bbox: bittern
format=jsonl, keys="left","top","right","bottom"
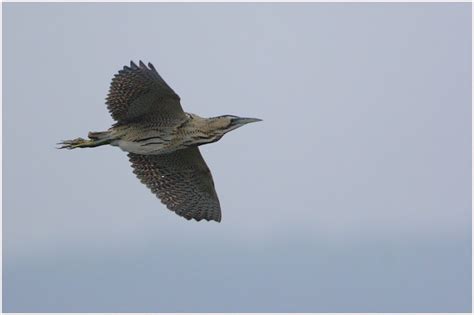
{"left": 59, "top": 61, "right": 261, "bottom": 222}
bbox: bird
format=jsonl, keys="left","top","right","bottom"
{"left": 58, "top": 60, "right": 261, "bottom": 222}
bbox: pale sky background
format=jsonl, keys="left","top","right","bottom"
{"left": 3, "top": 3, "right": 471, "bottom": 312}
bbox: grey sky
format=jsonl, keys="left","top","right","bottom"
{"left": 3, "top": 3, "right": 471, "bottom": 312}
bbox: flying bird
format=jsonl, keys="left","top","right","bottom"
{"left": 59, "top": 61, "right": 261, "bottom": 222}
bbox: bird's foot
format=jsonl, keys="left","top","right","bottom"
{"left": 57, "top": 137, "right": 89, "bottom": 149}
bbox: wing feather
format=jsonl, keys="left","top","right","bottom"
{"left": 128, "top": 147, "right": 222, "bottom": 222}
{"left": 106, "top": 61, "right": 186, "bottom": 123}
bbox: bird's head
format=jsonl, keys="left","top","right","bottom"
{"left": 204, "top": 115, "right": 262, "bottom": 142}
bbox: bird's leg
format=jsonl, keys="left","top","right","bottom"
{"left": 57, "top": 137, "right": 105, "bottom": 149}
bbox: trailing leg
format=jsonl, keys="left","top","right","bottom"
{"left": 58, "top": 133, "right": 112, "bottom": 150}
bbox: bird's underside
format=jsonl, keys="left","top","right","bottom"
{"left": 59, "top": 60, "right": 260, "bottom": 222}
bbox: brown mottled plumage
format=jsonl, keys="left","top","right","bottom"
{"left": 59, "top": 61, "right": 261, "bottom": 222}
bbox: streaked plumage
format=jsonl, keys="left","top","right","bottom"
{"left": 59, "top": 61, "right": 261, "bottom": 222}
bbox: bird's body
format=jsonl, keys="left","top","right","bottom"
{"left": 59, "top": 61, "right": 260, "bottom": 222}
{"left": 99, "top": 113, "right": 239, "bottom": 155}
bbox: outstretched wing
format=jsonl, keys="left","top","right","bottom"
{"left": 128, "top": 147, "right": 222, "bottom": 222}
{"left": 106, "top": 61, "right": 186, "bottom": 123}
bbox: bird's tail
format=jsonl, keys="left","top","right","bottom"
{"left": 57, "top": 131, "right": 113, "bottom": 150}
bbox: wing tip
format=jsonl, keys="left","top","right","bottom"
{"left": 191, "top": 211, "right": 222, "bottom": 223}
{"left": 130, "top": 60, "right": 139, "bottom": 69}
{"left": 133, "top": 60, "right": 156, "bottom": 72}
{"left": 190, "top": 216, "right": 221, "bottom": 223}
{"left": 139, "top": 60, "right": 147, "bottom": 69}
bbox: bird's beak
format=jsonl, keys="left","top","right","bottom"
{"left": 232, "top": 117, "right": 263, "bottom": 126}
